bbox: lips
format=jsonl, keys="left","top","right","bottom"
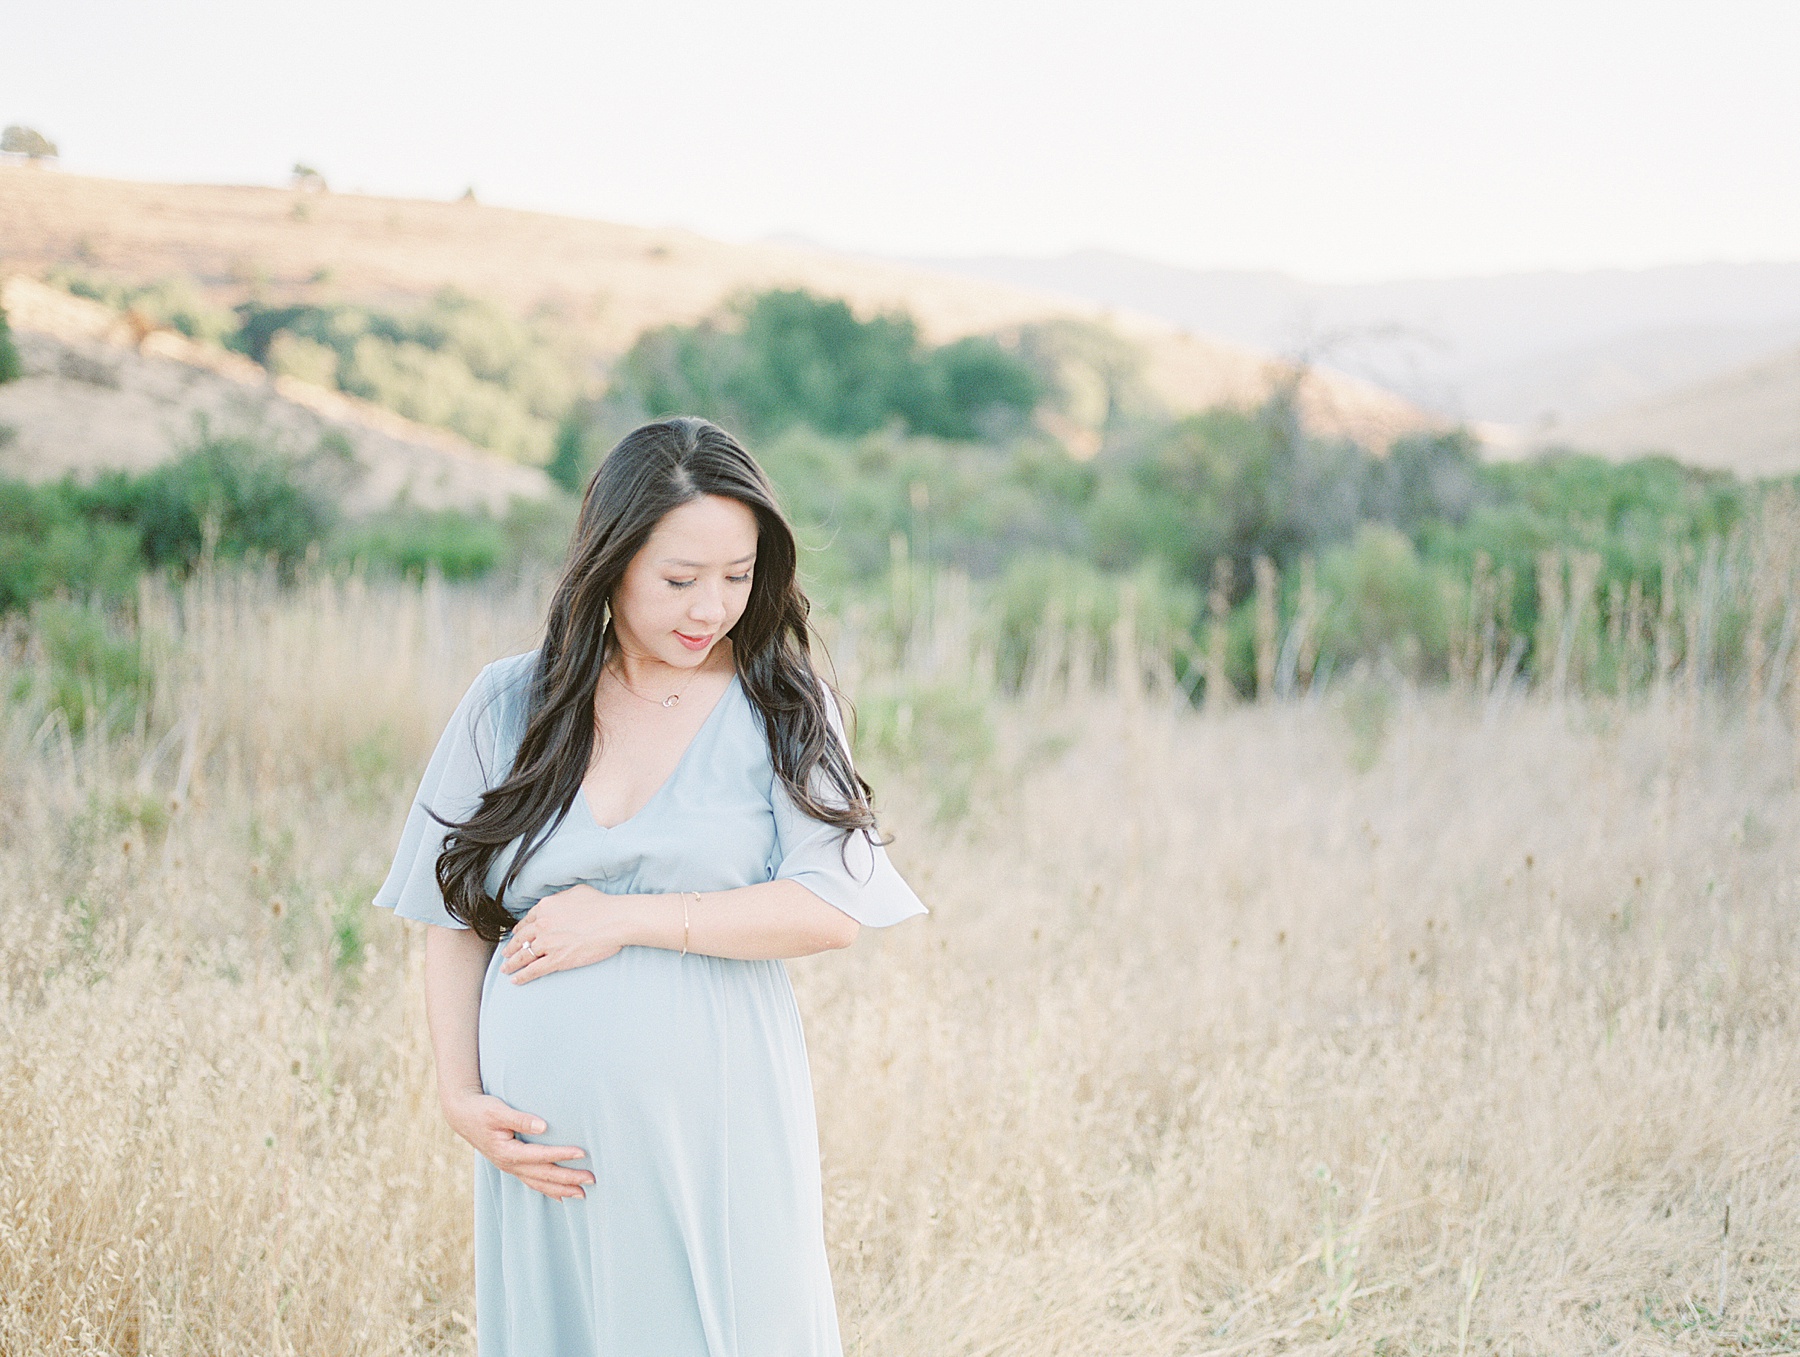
{"left": 675, "top": 631, "right": 713, "bottom": 649}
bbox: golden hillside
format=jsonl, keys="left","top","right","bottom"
{"left": 0, "top": 165, "right": 1434, "bottom": 451}
{"left": 1562, "top": 343, "right": 1800, "bottom": 477}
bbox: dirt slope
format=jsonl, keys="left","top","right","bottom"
{"left": 0, "top": 276, "right": 554, "bottom": 513}
{"left": 0, "top": 166, "right": 1435, "bottom": 451}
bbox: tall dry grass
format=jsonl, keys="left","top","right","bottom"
{"left": 1, "top": 567, "right": 1797, "bottom": 1355}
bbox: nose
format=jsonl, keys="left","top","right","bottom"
{"left": 689, "top": 584, "right": 727, "bottom": 627}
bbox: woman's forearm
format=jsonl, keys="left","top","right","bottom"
{"left": 422, "top": 924, "right": 498, "bottom": 1105}
{"left": 497, "top": 879, "right": 859, "bottom": 984}
{"left": 618, "top": 880, "right": 858, "bottom": 960}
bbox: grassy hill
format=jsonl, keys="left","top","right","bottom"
{"left": 0, "top": 166, "right": 1433, "bottom": 453}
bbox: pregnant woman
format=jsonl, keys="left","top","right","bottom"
{"left": 373, "top": 416, "right": 927, "bottom": 1355}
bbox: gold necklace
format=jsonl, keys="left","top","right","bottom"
{"left": 606, "top": 657, "right": 703, "bottom": 709}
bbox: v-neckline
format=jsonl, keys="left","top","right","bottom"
{"left": 575, "top": 671, "right": 741, "bottom": 833}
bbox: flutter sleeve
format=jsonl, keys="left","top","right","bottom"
{"left": 770, "top": 679, "right": 929, "bottom": 928}
{"left": 372, "top": 662, "right": 509, "bottom": 929}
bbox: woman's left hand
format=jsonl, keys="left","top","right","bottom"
{"left": 500, "top": 885, "right": 629, "bottom": 984}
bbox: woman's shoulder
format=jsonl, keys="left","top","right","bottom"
{"left": 738, "top": 665, "right": 850, "bottom": 755}
{"left": 478, "top": 648, "right": 540, "bottom": 696}
{"left": 470, "top": 648, "right": 540, "bottom": 748}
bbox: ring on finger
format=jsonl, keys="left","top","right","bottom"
{"left": 519, "top": 937, "right": 536, "bottom": 958}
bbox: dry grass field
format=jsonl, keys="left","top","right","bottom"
{"left": 1, "top": 571, "right": 1797, "bottom": 1355}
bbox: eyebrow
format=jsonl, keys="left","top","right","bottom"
{"left": 659, "top": 554, "right": 758, "bottom": 568}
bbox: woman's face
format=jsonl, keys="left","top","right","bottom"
{"left": 610, "top": 493, "right": 760, "bottom": 669}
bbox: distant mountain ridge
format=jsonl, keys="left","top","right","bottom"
{"left": 897, "top": 248, "right": 1800, "bottom": 448}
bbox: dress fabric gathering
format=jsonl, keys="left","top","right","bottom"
{"left": 372, "top": 650, "right": 927, "bottom": 1356}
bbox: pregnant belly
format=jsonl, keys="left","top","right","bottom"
{"left": 476, "top": 945, "right": 803, "bottom": 1141}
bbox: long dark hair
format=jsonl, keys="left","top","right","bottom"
{"left": 434, "top": 416, "right": 881, "bottom": 941}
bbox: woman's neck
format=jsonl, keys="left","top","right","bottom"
{"left": 609, "top": 635, "right": 731, "bottom": 695}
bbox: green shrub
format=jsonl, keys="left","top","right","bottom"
{"left": 1315, "top": 526, "right": 1460, "bottom": 676}
{"left": 46, "top": 276, "right": 584, "bottom": 464}
{"left": 1090, "top": 401, "right": 1369, "bottom": 590}
{"left": 82, "top": 428, "right": 338, "bottom": 574}
{"left": 904, "top": 336, "right": 1042, "bottom": 441}
{"left": 265, "top": 332, "right": 339, "bottom": 387}
{"left": 986, "top": 552, "right": 1200, "bottom": 691}
{"left": 341, "top": 335, "right": 551, "bottom": 460}
{"left": 13, "top": 600, "right": 147, "bottom": 736}
{"left": 609, "top": 288, "right": 1045, "bottom": 444}
{"left": 46, "top": 270, "right": 236, "bottom": 345}
{"left": 729, "top": 290, "right": 921, "bottom": 437}
{"left": 545, "top": 411, "right": 595, "bottom": 494}
{"left": 612, "top": 320, "right": 741, "bottom": 430}
{"left": 1418, "top": 450, "right": 1749, "bottom": 644}
{"left": 1364, "top": 429, "right": 1481, "bottom": 536}
{"left": 330, "top": 494, "right": 576, "bottom": 582}
{"left": 0, "top": 479, "right": 143, "bottom": 610}
{"left": 332, "top": 506, "right": 505, "bottom": 581}
{"left": 0, "top": 303, "right": 20, "bottom": 384}
{"left": 232, "top": 290, "right": 575, "bottom": 462}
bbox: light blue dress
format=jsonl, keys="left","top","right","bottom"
{"left": 373, "top": 650, "right": 927, "bottom": 1356}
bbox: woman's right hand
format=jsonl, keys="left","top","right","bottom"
{"left": 441, "top": 1089, "right": 595, "bottom": 1201}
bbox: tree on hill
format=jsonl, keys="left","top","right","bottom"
{"left": 290, "top": 163, "right": 327, "bottom": 192}
{"left": 1, "top": 126, "right": 58, "bottom": 161}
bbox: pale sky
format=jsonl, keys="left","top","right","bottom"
{"left": 4, "top": 0, "right": 1796, "bottom": 283}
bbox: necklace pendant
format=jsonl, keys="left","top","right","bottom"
{"left": 662, "top": 694, "right": 680, "bottom": 708}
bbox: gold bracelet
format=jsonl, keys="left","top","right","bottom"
{"left": 681, "top": 891, "right": 694, "bottom": 957}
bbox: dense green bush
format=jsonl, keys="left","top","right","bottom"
{"left": 0, "top": 480, "right": 144, "bottom": 610}
{"left": 1314, "top": 526, "right": 1460, "bottom": 677}
{"left": 985, "top": 552, "right": 1201, "bottom": 689}
{"left": 1416, "top": 451, "right": 1748, "bottom": 641}
{"left": 0, "top": 423, "right": 576, "bottom": 614}
{"left": 611, "top": 289, "right": 1042, "bottom": 443}
{"left": 331, "top": 494, "right": 579, "bottom": 582}
{"left": 752, "top": 424, "right": 1091, "bottom": 591}
{"left": 1363, "top": 430, "right": 1482, "bottom": 538}
{"left": 908, "top": 336, "right": 1043, "bottom": 441}
{"left": 0, "top": 429, "right": 342, "bottom": 613}
{"left": 81, "top": 429, "right": 339, "bottom": 573}
{"left": 0, "top": 303, "right": 20, "bottom": 384}
{"left": 727, "top": 290, "right": 919, "bottom": 436}
{"left": 545, "top": 412, "right": 596, "bottom": 494}
{"left": 233, "top": 290, "right": 576, "bottom": 462}
{"left": 1089, "top": 402, "right": 1476, "bottom": 596}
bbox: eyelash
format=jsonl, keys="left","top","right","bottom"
{"left": 669, "top": 574, "right": 752, "bottom": 589}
